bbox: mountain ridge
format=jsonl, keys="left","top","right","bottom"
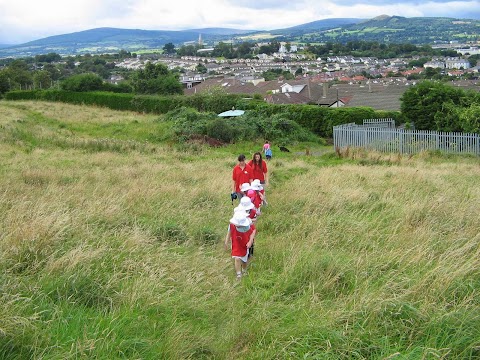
{"left": 271, "top": 18, "right": 364, "bottom": 33}
{"left": 0, "top": 15, "right": 478, "bottom": 58}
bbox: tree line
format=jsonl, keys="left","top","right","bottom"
{"left": 401, "top": 81, "right": 480, "bottom": 133}
{"left": 171, "top": 40, "right": 479, "bottom": 64}
{"left": 0, "top": 51, "right": 183, "bottom": 96}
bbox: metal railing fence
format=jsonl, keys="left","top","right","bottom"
{"left": 333, "top": 120, "right": 480, "bottom": 155}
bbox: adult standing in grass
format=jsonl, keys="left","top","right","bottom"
{"left": 248, "top": 152, "right": 268, "bottom": 186}
{"left": 225, "top": 212, "right": 256, "bottom": 279}
{"left": 232, "top": 154, "right": 252, "bottom": 200}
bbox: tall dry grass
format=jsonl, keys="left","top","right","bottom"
{"left": 0, "top": 100, "right": 479, "bottom": 359}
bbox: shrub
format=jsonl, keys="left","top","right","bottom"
{"left": 205, "top": 118, "right": 236, "bottom": 143}
{"left": 60, "top": 73, "right": 104, "bottom": 92}
{"left": 101, "top": 82, "right": 133, "bottom": 93}
{"left": 401, "top": 81, "right": 465, "bottom": 130}
{"left": 167, "top": 107, "right": 319, "bottom": 143}
{"left": 166, "top": 107, "right": 215, "bottom": 140}
{"left": 459, "top": 104, "right": 480, "bottom": 134}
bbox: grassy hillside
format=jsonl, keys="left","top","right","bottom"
{"left": 294, "top": 15, "right": 480, "bottom": 45}
{"left": 1, "top": 101, "right": 479, "bottom": 358}
{"left": 270, "top": 18, "right": 364, "bottom": 34}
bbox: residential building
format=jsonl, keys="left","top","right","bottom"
{"left": 445, "top": 58, "right": 471, "bottom": 69}
{"left": 424, "top": 61, "right": 445, "bottom": 69}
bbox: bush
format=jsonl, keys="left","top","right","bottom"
{"left": 401, "top": 81, "right": 465, "bottom": 130}
{"left": 459, "top": 104, "right": 480, "bottom": 134}
{"left": 167, "top": 107, "right": 319, "bottom": 143}
{"left": 60, "top": 73, "right": 104, "bottom": 92}
{"left": 101, "top": 82, "right": 133, "bottom": 93}
{"left": 166, "top": 107, "right": 215, "bottom": 140}
{"left": 206, "top": 118, "right": 236, "bottom": 143}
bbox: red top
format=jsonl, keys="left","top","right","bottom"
{"left": 251, "top": 192, "right": 262, "bottom": 209}
{"left": 229, "top": 223, "right": 255, "bottom": 257}
{"left": 247, "top": 160, "right": 267, "bottom": 182}
{"left": 232, "top": 164, "right": 253, "bottom": 192}
{"left": 248, "top": 208, "right": 257, "bottom": 220}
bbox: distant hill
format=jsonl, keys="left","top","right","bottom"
{"left": 1, "top": 15, "right": 479, "bottom": 58}
{"left": 272, "top": 18, "right": 364, "bottom": 33}
{"left": 334, "top": 15, "right": 480, "bottom": 44}
{"left": 185, "top": 28, "right": 257, "bottom": 35}
{"left": 0, "top": 27, "right": 206, "bottom": 57}
{"left": 0, "top": 27, "right": 256, "bottom": 58}
{"left": 0, "top": 44, "right": 15, "bottom": 49}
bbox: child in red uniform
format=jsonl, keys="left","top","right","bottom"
{"left": 225, "top": 212, "right": 256, "bottom": 279}
{"left": 251, "top": 179, "right": 266, "bottom": 205}
{"left": 234, "top": 196, "right": 258, "bottom": 261}
{"left": 247, "top": 186, "right": 263, "bottom": 215}
{"left": 234, "top": 196, "right": 257, "bottom": 223}
{"left": 240, "top": 182, "right": 252, "bottom": 198}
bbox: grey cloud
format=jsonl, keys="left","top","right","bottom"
{"left": 452, "top": 10, "right": 480, "bottom": 19}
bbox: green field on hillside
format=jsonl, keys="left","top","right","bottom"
{"left": 237, "top": 33, "right": 281, "bottom": 40}
{"left": 1, "top": 101, "right": 479, "bottom": 359}
{"left": 323, "top": 27, "right": 403, "bottom": 39}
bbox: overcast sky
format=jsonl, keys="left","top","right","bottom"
{"left": 1, "top": 0, "right": 479, "bottom": 44}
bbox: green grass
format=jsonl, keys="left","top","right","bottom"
{"left": 1, "top": 100, "right": 479, "bottom": 359}
{"left": 322, "top": 27, "right": 404, "bottom": 39}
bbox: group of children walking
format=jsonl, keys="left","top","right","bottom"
{"left": 226, "top": 149, "right": 269, "bottom": 279}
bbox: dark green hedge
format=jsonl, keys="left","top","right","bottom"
{"left": 238, "top": 100, "right": 403, "bottom": 137}
{"left": 5, "top": 90, "right": 241, "bottom": 114}
{"left": 4, "top": 90, "right": 402, "bottom": 137}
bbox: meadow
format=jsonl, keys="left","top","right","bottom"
{"left": 1, "top": 100, "right": 479, "bottom": 359}
{"left": 237, "top": 33, "right": 281, "bottom": 41}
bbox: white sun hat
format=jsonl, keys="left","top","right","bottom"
{"left": 229, "top": 211, "right": 252, "bottom": 227}
{"left": 240, "top": 182, "right": 252, "bottom": 192}
{"left": 233, "top": 205, "right": 246, "bottom": 213}
{"left": 235, "top": 196, "right": 255, "bottom": 211}
{"left": 251, "top": 179, "right": 263, "bottom": 191}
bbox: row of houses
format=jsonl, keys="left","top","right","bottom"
{"left": 183, "top": 76, "right": 406, "bottom": 110}
{"left": 424, "top": 58, "right": 471, "bottom": 69}
{"left": 116, "top": 53, "right": 476, "bottom": 80}
{"left": 111, "top": 52, "right": 479, "bottom": 110}
{"left": 181, "top": 75, "right": 480, "bottom": 110}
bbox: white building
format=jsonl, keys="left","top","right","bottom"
{"left": 424, "top": 61, "right": 445, "bottom": 69}
{"left": 280, "top": 82, "right": 306, "bottom": 93}
{"left": 456, "top": 47, "right": 480, "bottom": 55}
{"left": 445, "top": 58, "right": 471, "bottom": 69}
